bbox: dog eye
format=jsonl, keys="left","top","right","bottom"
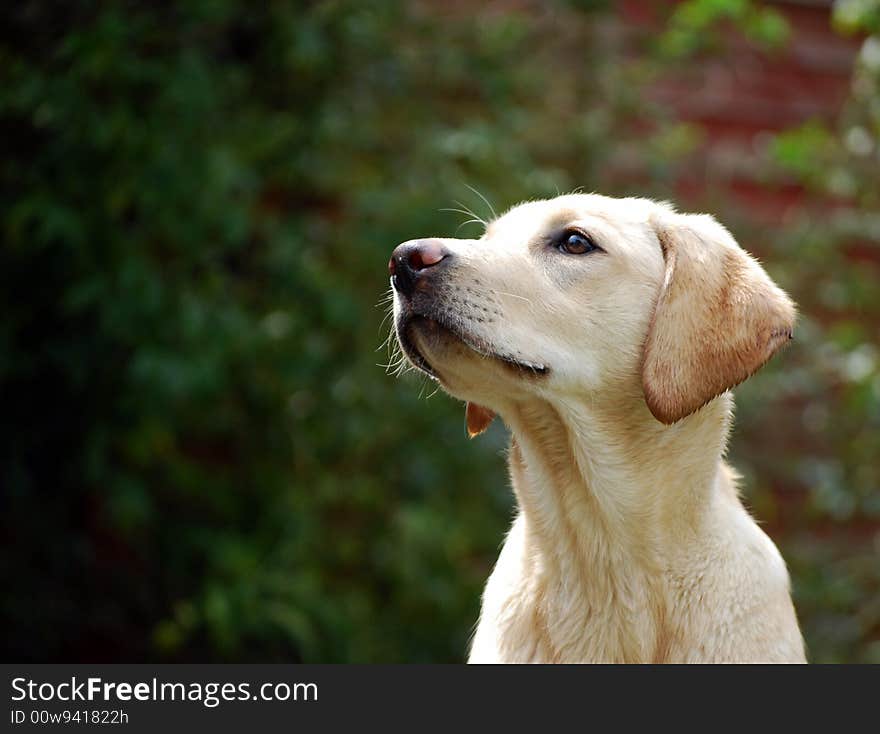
{"left": 557, "top": 231, "right": 598, "bottom": 255}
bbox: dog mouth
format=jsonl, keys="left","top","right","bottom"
{"left": 398, "top": 314, "right": 549, "bottom": 380}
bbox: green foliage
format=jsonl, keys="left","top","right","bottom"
{"left": 772, "top": 4, "right": 880, "bottom": 208}
{"left": 771, "top": 122, "right": 838, "bottom": 182}
{"left": 0, "top": 0, "right": 657, "bottom": 662}
{"left": 660, "top": 0, "right": 789, "bottom": 58}
{"left": 762, "top": 20, "right": 880, "bottom": 662}
{"left": 1, "top": 0, "right": 877, "bottom": 662}
{"left": 834, "top": 0, "right": 880, "bottom": 35}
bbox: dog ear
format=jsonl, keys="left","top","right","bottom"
{"left": 466, "top": 402, "right": 496, "bottom": 438}
{"left": 642, "top": 212, "right": 796, "bottom": 424}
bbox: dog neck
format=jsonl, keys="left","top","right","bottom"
{"left": 497, "top": 390, "right": 733, "bottom": 660}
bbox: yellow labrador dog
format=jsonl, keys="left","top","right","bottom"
{"left": 389, "top": 194, "right": 805, "bottom": 663}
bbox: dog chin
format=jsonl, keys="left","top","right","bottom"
{"left": 400, "top": 315, "right": 462, "bottom": 379}
{"left": 400, "top": 315, "right": 549, "bottom": 385}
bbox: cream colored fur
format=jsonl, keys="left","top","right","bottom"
{"left": 391, "top": 194, "right": 805, "bottom": 663}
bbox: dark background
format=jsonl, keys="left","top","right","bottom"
{"left": 2, "top": 0, "right": 878, "bottom": 663}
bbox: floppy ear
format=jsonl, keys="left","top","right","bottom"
{"left": 642, "top": 212, "right": 796, "bottom": 425}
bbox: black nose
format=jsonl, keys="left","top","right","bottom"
{"left": 389, "top": 239, "right": 449, "bottom": 298}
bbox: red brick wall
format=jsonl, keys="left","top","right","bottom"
{"left": 621, "top": 0, "right": 862, "bottom": 221}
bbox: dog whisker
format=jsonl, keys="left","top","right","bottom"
{"left": 494, "top": 290, "right": 534, "bottom": 307}
{"left": 464, "top": 183, "right": 497, "bottom": 221}
{"left": 440, "top": 205, "right": 487, "bottom": 229}
{"left": 454, "top": 218, "right": 487, "bottom": 235}
{"left": 425, "top": 381, "right": 442, "bottom": 400}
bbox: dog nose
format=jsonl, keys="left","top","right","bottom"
{"left": 389, "top": 239, "right": 449, "bottom": 297}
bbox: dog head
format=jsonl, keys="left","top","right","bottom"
{"left": 389, "top": 194, "right": 795, "bottom": 431}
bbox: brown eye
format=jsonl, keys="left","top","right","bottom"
{"left": 557, "top": 231, "right": 598, "bottom": 255}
